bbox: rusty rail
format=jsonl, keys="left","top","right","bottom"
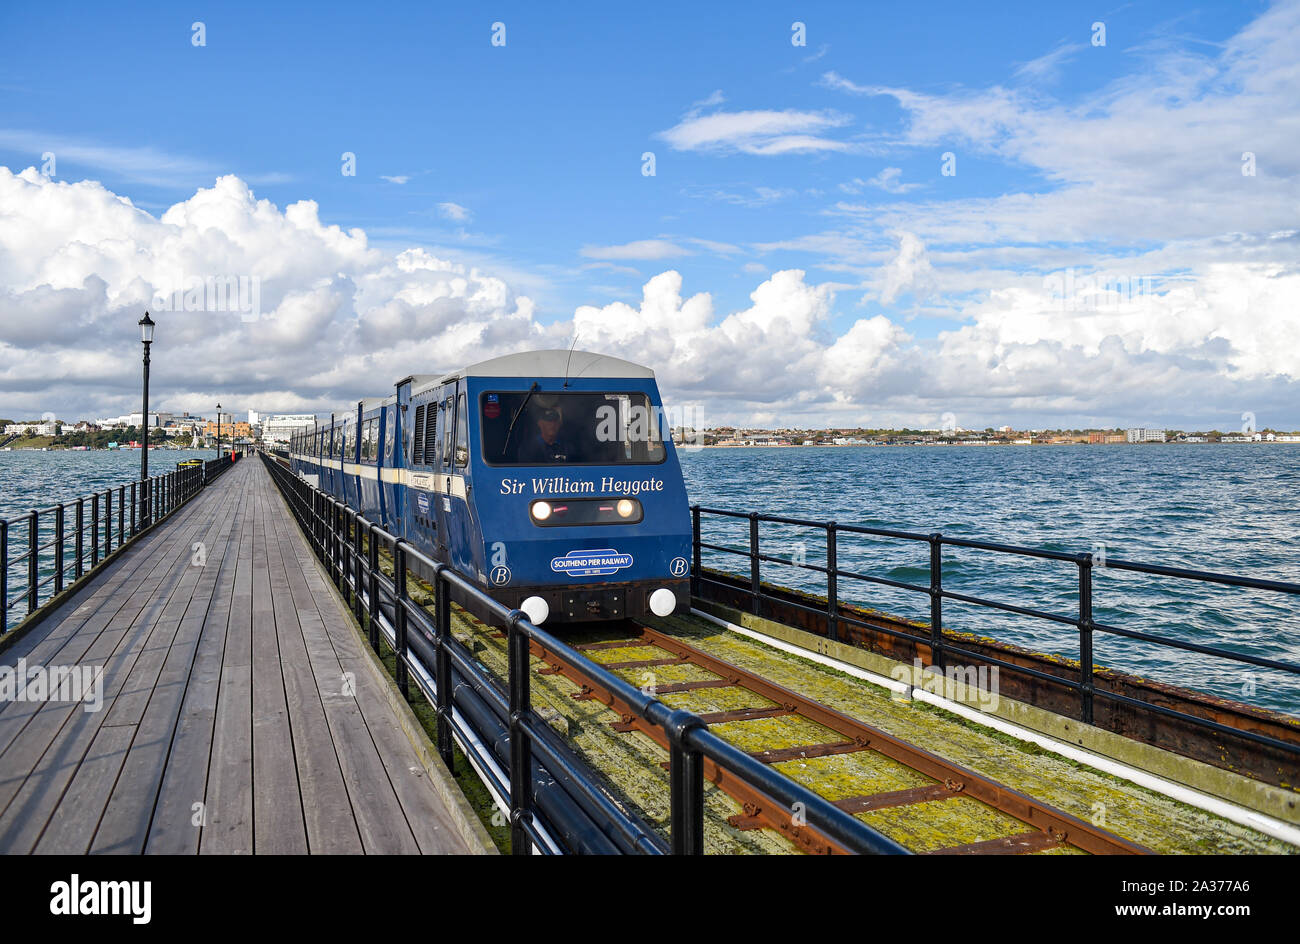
{"left": 534, "top": 623, "right": 1150, "bottom": 855}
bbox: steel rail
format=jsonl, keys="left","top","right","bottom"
{"left": 540, "top": 622, "right": 1150, "bottom": 856}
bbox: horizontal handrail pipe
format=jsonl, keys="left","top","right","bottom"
{"left": 1, "top": 457, "right": 221, "bottom": 649}
{"left": 690, "top": 504, "right": 1300, "bottom": 791}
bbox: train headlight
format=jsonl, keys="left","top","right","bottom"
{"left": 616, "top": 499, "right": 635, "bottom": 518}
{"left": 531, "top": 500, "right": 552, "bottom": 521}
{"left": 649, "top": 588, "right": 677, "bottom": 617}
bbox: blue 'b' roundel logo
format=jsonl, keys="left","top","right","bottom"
{"left": 490, "top": 565, "right": 512, "bottom": 586}
{"left": 669, "top": 557, "right": 689, "bottom": 577}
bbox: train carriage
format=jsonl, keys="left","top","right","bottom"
{"left": 291, "top": 350, "right": 691, "bottom": 624}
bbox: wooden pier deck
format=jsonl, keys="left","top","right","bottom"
{"left": 0, "top": 457, "right": 490, "bottom": 854}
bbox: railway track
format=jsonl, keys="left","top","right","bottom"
{"left": 529, "top": 622, "right": 1150, "bottom": 855}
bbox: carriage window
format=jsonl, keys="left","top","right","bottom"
{"left": 481, "top": 391, "right": 666, "bottom": 466}
{"left": 454, "top": 393, "right": 469, "bottom": 467}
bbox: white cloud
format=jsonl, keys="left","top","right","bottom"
{"left": 657, "top": 108, "right": 852, "bottom": 155}
{"left": 579, "top": 239, "right": 692, "bottom": 260}
{"left": 875, "top": 232, "right": 935, "bottom": 304}
{"left": 1013, "top": 42, "right": 1083, "bottom": 82}
{"left": 381, "top": 175, "right": 410, "bottom": 185}
{"left": 841, "top": 168, "right": 921, "bottom": 195}
{"left": 438, "top": 201, "right": 471, "bottom": 222}
{"left": 0, "top": 168, "right": 539, "bottom": 419}
{"left": 684, "top": 184, "right": 796, "bottom": 206}
{"left": 3, "top": 163, "right": 1299, "bottom": 430}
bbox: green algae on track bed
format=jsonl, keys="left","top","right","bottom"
{"left": 447, "top": 611, "right": 799, "bottom": 854}
{"left": 645, "top": 613, "right": 1297, "bottom": 854}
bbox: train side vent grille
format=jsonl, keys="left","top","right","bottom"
{"left": 424, "top": 405, "right": 438, "bottom": 465}
{"left": 413, "top": 404, "right": 426, "bottom": 464}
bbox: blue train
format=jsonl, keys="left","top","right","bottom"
{"left": 289, "top": 350, "right": 692, "bottom": 625}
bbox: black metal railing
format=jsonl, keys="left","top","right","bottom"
{"left": 1, "top": 462, "right": 216, "bottom": 635}
{"left": 691, "top": 505, "right": 1300, "bottom": 758}
{"left": 261, "top": 453, "right": 907, "bottom": 855}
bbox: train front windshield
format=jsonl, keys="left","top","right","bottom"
{"left": 481, "top": 391, "right": 666, "bottom": 466}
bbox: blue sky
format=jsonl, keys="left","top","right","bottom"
{"left": 1, "top": 1, "right": 1297, "bottom": 430}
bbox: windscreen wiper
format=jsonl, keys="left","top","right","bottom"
{"left": 501, "top": 382, "right": 540, "bottom": 457}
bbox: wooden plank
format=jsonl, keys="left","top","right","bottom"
{"left": 91, "top": 486, "right": 241, "bottom": 853}
{"left": 144, "top": 472, "right": 248, "bottom": 854}
{"left": 250, "top": 485, "right": 308, "bottom": 853}
{"left": 32, "top": 723, "right": 137, "bottom": 854}
{"left": 0, "top": 480, "right": 235, "bottom": 851}
{"left": 267, "top": 478, "right": 419, "bottom": 854}
{"left": 3, "top": 459, "right": 481, "bottom": 855}
{"left": 261, "top": 478, "right": 363, "bottom": 854}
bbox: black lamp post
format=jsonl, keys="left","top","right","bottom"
{"left": 215, "top": 402, "right": 222, "bottom": 459}
{"left": 139, "top": 312, "right": 154, "bottom": 525}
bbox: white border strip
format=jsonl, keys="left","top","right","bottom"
{"left": 690, "top": 607, "right": 1300, "bottom": 848}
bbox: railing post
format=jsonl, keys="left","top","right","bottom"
{"left": 130, "top": 481, "right": 137, "bottom": 536}
{"left": 322, "top": 497, "right": 331, "bottom": 575}
{"left": 826, "top": 521, "right": 839, "bottom": 642}
{"left": 929, "top": 532, "right": 943, "bottom": 669}
{"left": 367, "top": 527, "right": 380, "bottom": 653}
{"left": 1078, "top": 553, "right": 1095, "bottom": 725}
{"left": 330, "top": 503, "right": 340, "bottom": 584}
{"left": 117, "top": 486, "right": 125, "bottom": 548}
{"left": 749, "top": 512, "right": 761, "bottom": 617}
{"left": 350, "top": 511, "right": 362, "bottom": 621}
{"left": 139, "top": 478, "right": 148, "bottom": 530}
{"left": 27, "top": 510, "right": 38, "bottom": 614}
{"left": 334, "top": 503, "right": 343, "bottom": 586}
{"left": 90, "top": 494, "right": 99, "bottom": 567}
{"left": 434, "top": 569, "right": 454, "bottom": 768}
{"left": 669, "top": 715, "right": 705, "bottom": 854}
{"left": 507, "top": 613, "right": 533, "bottom": 855}
{"left": 394, "top": 542, "right": 409, "bottom": 698}
{"left": 1, "top": 519, "right": 7, "bottom": 633}
{"left": 75, "top": 498, "right": 84, "bottom": 579}
{"left": 54, "top": 505, "right": 64, "bottom": 595}
{"left": 691, "top": 505, "right": 701, "bottom": 599}
{"left": 104, "top": 489, "right": 112, "bottom": 559}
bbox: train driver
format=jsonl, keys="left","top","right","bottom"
{"left": 517, "top": 405, "right": 574, "bottom": 463}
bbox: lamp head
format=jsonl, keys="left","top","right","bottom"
{"left": 138, "top": 311, "right": 155, "bottom": 344}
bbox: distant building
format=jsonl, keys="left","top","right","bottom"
{"left": 1126, "top": 428, "right": 1166, "bottom": 443}
{"left": 203, "top": 419, "right": 253, "bottom": 441}
{"left": 259, "top": 413, "right": 317, "bottom": 444}
{"left": 5, "top": 422, "right": 57, "bottom": 436}
{"left": 97, "top": 411, "right": 175, "bottom": 429}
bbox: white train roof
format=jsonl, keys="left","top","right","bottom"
{"left": 404, "top": 351, "right": 655, "bottom": 394}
